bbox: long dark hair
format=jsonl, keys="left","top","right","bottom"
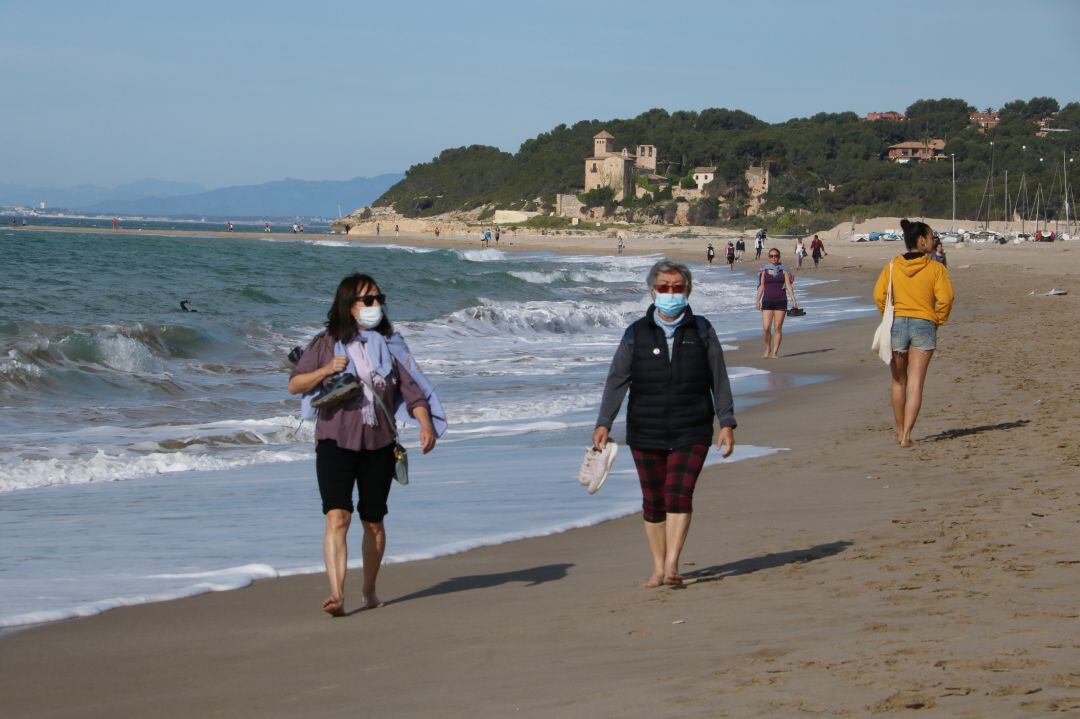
{"left": 900, "top": 219, "right": 932, "bottom": 251}
{"left": 324, "top": 273, "right": 393, "bottom": 343}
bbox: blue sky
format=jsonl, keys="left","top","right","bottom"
{"left": 2, "top": 0, "right": 1078, "bottom": 188}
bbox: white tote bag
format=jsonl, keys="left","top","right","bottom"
{"left": 871, "top": 262, "right": 894, "bottom": 364}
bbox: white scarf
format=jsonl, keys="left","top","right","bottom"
{"left": 345, "top": 339, "right": 388, "bottom": 427}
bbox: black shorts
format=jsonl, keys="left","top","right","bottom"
{"left": 315, "top": 439, "right": 395, "bottom": 522}
{"left": 761, "top": 299, "right": 787, "bottom": 311}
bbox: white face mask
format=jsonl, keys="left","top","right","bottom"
{"left": 357, "top": 305, "right": 383, "bottom": 329}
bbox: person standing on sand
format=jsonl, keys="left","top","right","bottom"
{"left": 735, "top": 238, "right": 745, "bottom": 261}
{"left": 725, "top": 241, "right": 736, "bottom": 271}
{"left": 289, "top": 273, "right": 442, "bottom": 615}
{"left": 706, "top": 243, "right": 715, "bottom": 265}
{"left": 874, "top": 219, "right": 954, "bottom": 448}
{"left": 112, "top": 217, "right": 118, "bottom": 230}
{"left": 754, "top": 230, "right": 765, "bottom": 260}
{"left": 810, "top": 234, "right": 826, "bottom": 268}
{"left": 617, "top": 237, "right": 625, "bottom": 255}
{"left": 794, "top": 237, "right": 807, "bottom": 269}
{"left": 593, "top": 259, "right": 736, "bottom": 589}
{"left": 756, "top": 248, "right": 798, "bottom": 359}
{"left": 376, "top": 222, "right": 380, "bottom": 236}
{"left": 932, "top": 237, "right": 947, "bottom": 267}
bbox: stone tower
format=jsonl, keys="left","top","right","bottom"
{"left": 594, "top": 131, "right": 615, "bottom": 157}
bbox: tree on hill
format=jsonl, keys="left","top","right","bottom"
{"left": 904, "top": 98, "right": 974, "bottom": 138}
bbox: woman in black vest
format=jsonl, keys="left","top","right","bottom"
{"left": 593, "top": 259, "right": 737, "bottom": 588}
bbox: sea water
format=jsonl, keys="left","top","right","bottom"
{"left": 0, "top": 227, "right": 873, "bottom": 628}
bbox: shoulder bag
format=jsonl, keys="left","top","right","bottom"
{"left": 871, "top": 262, "right": 894, "bottom": 364}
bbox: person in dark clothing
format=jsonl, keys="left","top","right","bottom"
{"left": 593, "top": 259, "right": 736, "bottom": 589}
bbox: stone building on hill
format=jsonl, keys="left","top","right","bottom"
{"left": 887, "top": 139, "right": 946, "bottom": 163}
{"left": 692, "top": 167, "right": 716, "bottom": 191}
{"left": 584, "top": 131, "right": 659, "bottom": 201}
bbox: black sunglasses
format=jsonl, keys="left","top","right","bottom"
{"left": 355, "top": 293, "right": 386, "bottom": 306}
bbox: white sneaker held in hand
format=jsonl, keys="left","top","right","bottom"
{"left": 579, "top": 442, "right": 618, "bottom": 494}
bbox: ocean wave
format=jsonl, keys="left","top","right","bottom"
{"left": 457, "top": 249, "right": 507, "bottom": 262}
{"left": 444, "top": 298, "right": 640, "bottom": 335}
{"left": 0, "top": 563, "right": 282, "bottom": 629}
{"left": 0, "top": 447, "right": 311, "bottom": 493}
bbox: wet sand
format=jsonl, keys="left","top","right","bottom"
{"left": 1, "top": 236, "right": 1078, "bottom": 716}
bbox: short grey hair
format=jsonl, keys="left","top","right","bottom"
{"left": 646, "top": 258, "right": 693, "bottom": 292}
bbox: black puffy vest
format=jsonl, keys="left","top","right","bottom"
{"left": 626, "top": 306, "right": 714, "bottom": 450}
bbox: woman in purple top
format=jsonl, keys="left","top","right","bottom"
{"left": 289, "top": 273, "right": 437, "bottom": 616}
{"left": 755, "top": 248, "right": 799, "bottom": 359}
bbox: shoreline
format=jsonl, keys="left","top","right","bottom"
{"left": 2, "top": 234, "right": 1078, "bottom": 715}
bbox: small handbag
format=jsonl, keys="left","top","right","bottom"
{"left": 871, "top": 262, "right": 894, "bottom": 364}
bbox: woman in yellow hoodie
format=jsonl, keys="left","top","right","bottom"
{"left": 874, "top": 219, "right": 954, "bottom": 447}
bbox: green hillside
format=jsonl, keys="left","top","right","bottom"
{"left": 375, "top": 98, "right": 1080, "bottom": 230}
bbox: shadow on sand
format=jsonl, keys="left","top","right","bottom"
{"left": 922, "top": 419, "right": 1029, "bottom": 443}
{"left": 683, "top": 540, "right": 852, "bottom": 586}
{"left": 384, "top": 563, "right": 575, "bottom": 608}
{"left": 782, "top": 348, "right": 835, "bottom": 358}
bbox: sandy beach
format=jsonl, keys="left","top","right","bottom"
{"left": 2, "top": 233, "right": 1078, "bottom": 716}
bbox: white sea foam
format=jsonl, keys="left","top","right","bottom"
{"left": 458, "top": 248, "right": 507, "bottom": 262}
{"left": 0, "top": 563, "right": 281, "bottom": 629}
{"left": 0, "top": 447, "right": 311, "bottom": 493}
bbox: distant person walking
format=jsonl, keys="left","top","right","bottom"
{"left": 794, "top": 237, "right": 807, "bottom": 269}
{"left": 376, "top": 222, "right": 381, "bottom": 236}
{"left": 593, "top": 259, "right": 736, "bottom": 588}
{"left": 494, "top": 226, "right": 500, "bottom": 244}
{"left": 292, "top": 223, "right": 299, "bottom": 234}
{"left": 754, "top": 230, "right": 765, "bottom": 260}
{"left": 112, "top": 217, "right": 119, "bottom": 230}
{"left": 289, "top": 273, "right": 443, "bottom": 615}
{"left": 874, "top": 219, "right": 954, "bottom": 448}
{"left": 264, "top": 222, "right": 271, "bottom": 233}
{"left": 756, "top": 248, "right": 798, "bottom": 359}
{"left": 706, "top": 243, "right": 715, "bottom": 265}
{"left": 735, "top": 238, "right": 745, "bottom": 261}
{"left": 227, "top": 222, "right": 234, "bottom": 232}
{"left": 617, "top": 237, "right": 625, "bottom": 255}
{"left": 810, "top": 234, "right": 826, "bottom": 268}
{"left": 725, "top": 241, "right": 735, "bottom": 271}
{"left": 434, "top": 226, "right": 441, "bottom": 238}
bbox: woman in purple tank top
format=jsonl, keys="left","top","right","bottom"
{"left": 755, "top": 248, "right": 799, "bottom": 359}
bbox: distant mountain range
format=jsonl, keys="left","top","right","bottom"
{"left": 0, "top": 178, "right": 205, "bottom": 211}
{"left": 0, "top": 174, "right": 404, "bottom": 219}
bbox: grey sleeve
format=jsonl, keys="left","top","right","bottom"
{"left": 595, "top": 331, "right": 633, "bottom": 429}
{"left": 707, "top": 327, "right": 737, "bottom": 429}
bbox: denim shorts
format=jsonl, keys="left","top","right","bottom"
{"left": 891, "top": 316, "right": 937, "bottom": 352}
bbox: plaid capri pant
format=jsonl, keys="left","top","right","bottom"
{"left": 630, "top": 444, "right": 709, "bottom": 523}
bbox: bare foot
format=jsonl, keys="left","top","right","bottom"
{"left": 664, "top": 574, "right": 685, "bottom": 587}
{"left": 362, "top": 592, "right": 385, "bottom": 609}
{"left": 641, "top": 574, "right": 664, "bottom": 589}
{"left": 762, "top": 350, "right": 770, "bottom": 359}
{"left": 900, "top": 438, "right": 916, "bottom": 448}
{"left": 322, "top": 595, "right": 345, "bottom": 617}
{"left": 769, "top": 353, "right": 780, "bottom": 359}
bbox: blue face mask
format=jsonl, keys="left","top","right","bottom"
{"left": 654, "top": 292, "right": 688, "bottom": 316}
